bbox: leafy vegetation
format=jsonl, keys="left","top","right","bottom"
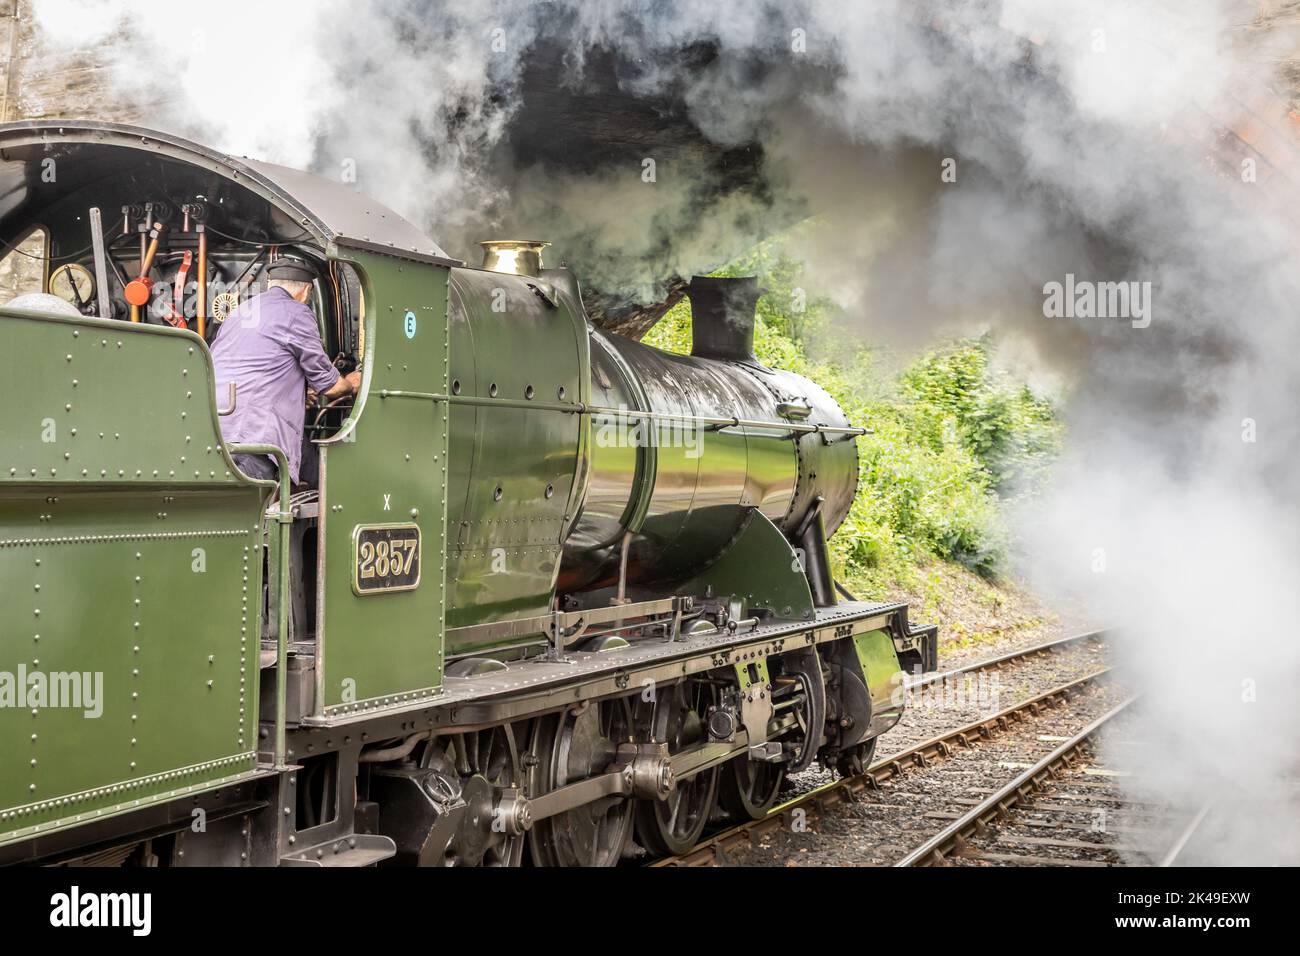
{"left": 642, "top": 242, "right": 1061, "bottom": 595}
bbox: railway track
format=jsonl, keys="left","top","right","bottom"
{"left": 652, "top": 628, "right": 1113, "bottom": 867}
{"left": 897, "top": 699, "right": 1215, "bottom": 867}
{"left": 896, "top": 697, "right": 1137, "bottom": 865}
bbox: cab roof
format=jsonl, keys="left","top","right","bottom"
{"left": 0, "top": 120, "right": 461, "bottom": 266}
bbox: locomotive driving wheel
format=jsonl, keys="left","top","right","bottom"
{"left": 528, "top": 698, "right": 636, "bottom": 867}
{"left": 419, "top": 724, "right": 527, "bottom": 867}
{"left": 634, "top": 680, "right": 720, "bottom": 856}
{"left": 720, "top": 755, "right": 786, "bottom": 820}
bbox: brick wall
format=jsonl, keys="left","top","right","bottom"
{"left": 0, "top": 0, "right": 146, "bottom": 124}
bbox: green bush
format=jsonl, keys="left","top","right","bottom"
{"left": 900, "top": 340, "right": 1060, "bottom": 495}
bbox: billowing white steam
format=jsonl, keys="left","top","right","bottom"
{"left": 28, "top": 0, "right": 1300, "bottom": 862}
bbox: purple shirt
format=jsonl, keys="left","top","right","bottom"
{"left": 211, "top": 287, "right": 340, "bottom": 483}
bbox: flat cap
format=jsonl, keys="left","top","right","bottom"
{"left": 266, "top": 259, "right": 317, "bottom": 283}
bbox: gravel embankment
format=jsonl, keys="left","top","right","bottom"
{"left": 937, "top": 623, "right": 1107, "bottom": 673}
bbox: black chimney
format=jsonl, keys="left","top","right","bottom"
{"left": 687, "top": 276, "right": 760, "bottom": 363}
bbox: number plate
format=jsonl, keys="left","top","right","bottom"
{"left": 353, "top": 524, "right": 421, "bottom": 595}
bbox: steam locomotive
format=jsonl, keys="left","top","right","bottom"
{"left": 0, "top": 121, "right": 936, "bottom": 866}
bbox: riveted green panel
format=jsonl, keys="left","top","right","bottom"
{"left": 0, "top": 310, "right": 266, "bottom": 847}
{"left": 677, "top": 510, "right": 815, "bottom": 621}
{"left": 2, "top": 311, "right": 251, "bottom": 488}
{"left": 442, "top": 269, "right": 588, "bottom": 646}
{"left": 314, "top": 251, "right": 449, "bottom": 718}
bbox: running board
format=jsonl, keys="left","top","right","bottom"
{"left": 280, "top": 832, "right": 396, "bottom": 867}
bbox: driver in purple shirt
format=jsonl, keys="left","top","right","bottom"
{"left": 211, "top": 259, "right": 360, "bottom": 485}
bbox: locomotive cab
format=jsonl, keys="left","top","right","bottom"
{"left": 0, "top": 123, "right": 458, "bottom": 862}
{"left": 0, "top": 126, "right": 413, "bottom": 650}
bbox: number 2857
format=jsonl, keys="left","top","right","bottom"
{"left": 359, "top": 538, "right": 417, "bottom": 579}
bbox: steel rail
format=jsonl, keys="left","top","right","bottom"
{"left": 653, "top": 654, "right": 1114, "bottom": 867}
{"left": 1158, "top": 800, "right": 1214, "bottom": 867}
{"left": 894, "top": 695, "right": 1138, "bottom": 866}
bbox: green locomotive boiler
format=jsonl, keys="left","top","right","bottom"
{"left": 0, "top": 122, "right": 936, "bottom": 866}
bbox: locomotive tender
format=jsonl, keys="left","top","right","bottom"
{"left": 0, "top": 122, "right": 936, "bottom": 866}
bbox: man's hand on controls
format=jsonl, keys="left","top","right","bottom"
{"left": 308, "top": 370, "right": 362, "bottom": 405}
